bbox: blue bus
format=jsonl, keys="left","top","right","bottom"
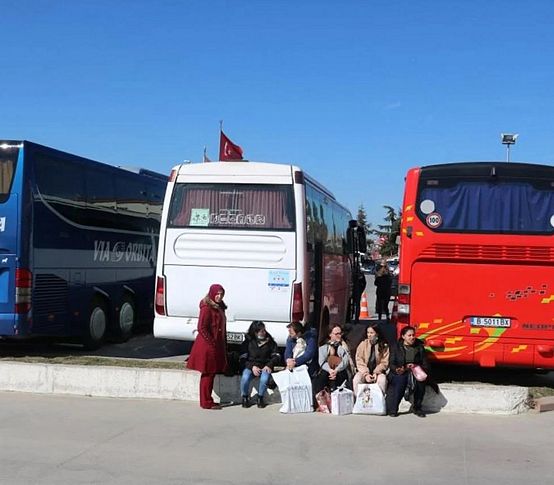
{"left": 0, "top": 140, "right": 167, "bottom": 348}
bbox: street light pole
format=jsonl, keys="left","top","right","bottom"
{"left": 501, "top": 133, "right": 518, "bottom": 162}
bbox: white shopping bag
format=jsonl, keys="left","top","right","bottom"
{"left": 271, "top": 365, "right": 313, "bottom": 414}
{"left": 331, "top": 386, "right": 353, "bottom": 416}
{"left": 352, "top": 383, "right": 386, "bottom": 415}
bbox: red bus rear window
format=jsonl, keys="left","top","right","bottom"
{"left": 417, "top": 178, "right": 554, "bottom": 235}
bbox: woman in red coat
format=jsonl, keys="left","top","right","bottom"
{"left": 186, "top": 284, "right": 228, "bottom": 409}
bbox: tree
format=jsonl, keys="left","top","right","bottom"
{"left": 373, "top": 205, "right": 401, "bottom": 257}
{"left": 356, "top": 204, "right": 369, "bottom": 232}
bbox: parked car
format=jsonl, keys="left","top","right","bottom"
{"left": 361, "top": 259, "right": 376, "bottom": 274}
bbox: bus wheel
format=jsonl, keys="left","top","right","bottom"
{"left": 113, "top": 295, "right": 136, "bottom": 343}
{"left": 83, "top": 297, "right": 108, "bottom": 350}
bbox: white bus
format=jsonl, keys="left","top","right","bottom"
{"left": 153, "top": 161, "right": 354, "bottom": 345}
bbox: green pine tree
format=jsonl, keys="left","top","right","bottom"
{"left": 372, "top": 205, "right": 401, "bottom": 257}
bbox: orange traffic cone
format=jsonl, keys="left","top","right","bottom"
{"left": 359, "top": 291, "right": 369, "bottom": 319}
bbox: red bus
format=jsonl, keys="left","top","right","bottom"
{"left": 397, "top": 162, "right": 554, "bottom": 369}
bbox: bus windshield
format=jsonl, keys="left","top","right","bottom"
{"left": 168, "top": 183, "right": 296, "bottom": 230}
{"left": 0, "top": 145, "right": 19, "bottom": 203}
{"left": 417, "top": 177, "right": 554, "bottom": 234}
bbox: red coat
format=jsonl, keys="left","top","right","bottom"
{"left": 186, "top": 298, "right": 227, "bottom": 374}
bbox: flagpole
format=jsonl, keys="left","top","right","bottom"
{"left": 218, "top": 120, "right": 224, "bottom": 161}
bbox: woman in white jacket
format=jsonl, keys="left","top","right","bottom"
{"left": 312, "top": 325, "right": 354, "bottom": 395}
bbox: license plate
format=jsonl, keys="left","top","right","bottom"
{"left": 470, "top": 317, "right": 511, "bottom": 328}
{"left": 226, "top": 331, "right": 245, "bottom": 343}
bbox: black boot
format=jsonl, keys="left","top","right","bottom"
{"left": 242, "top": 396, "right": 250, "bottom": 408}
{"left": 257, "top": 395, "right": 266, "bottom": 408}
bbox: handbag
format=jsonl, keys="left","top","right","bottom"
{"left": 327, "top": 354, "right": 342, "bottom": 369}
{"left": 411, "top": 364, "right": 428, "bottom": 382}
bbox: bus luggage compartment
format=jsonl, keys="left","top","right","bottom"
{"left": 410, "top": 262, "right": 554, "bottom": 368}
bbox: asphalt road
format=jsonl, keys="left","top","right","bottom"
{"left": 1, "top": 391, "right": 553, "bottom": 485}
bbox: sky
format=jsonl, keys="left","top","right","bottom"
{"left": 4, "top": 0, "right": 554, "bottom": 226}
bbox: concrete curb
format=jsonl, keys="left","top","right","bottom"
{"left": 533, "top": 396, "right": 554, "bottom": 413}
{"left": 0, "top": 362, "right": 530, "bottom": 415}
{"left": 403, "top": 382, "right": 530, "bottom": 415}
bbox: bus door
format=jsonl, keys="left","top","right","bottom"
{"left": 0, "top": 144, "right": 21, "bottom": 335}
{"left": 0, "top": 253, "right": 17, "bottom": 334}
{"left": 311, "top": 241, "right": 324, "bottom": 337}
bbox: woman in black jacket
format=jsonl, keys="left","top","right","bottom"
{"left": 239, "top": 321, "right": 281, "bottom": 408}
{"left": 388, "top": 326, "right": 429, "bottom": 417}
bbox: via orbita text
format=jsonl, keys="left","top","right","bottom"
{"left": 93, "top": 240, "right": 154, "bottom": 263}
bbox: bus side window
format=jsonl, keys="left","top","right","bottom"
{"left": 148, "top": 185, "right": 164, "bottom": 231}
{"left": 35, "top": 155, "right": 86, "bottom": 226}
{"left": 115, "top": 174, "right": 148, "bottom": 232}
{"left": 85, "top": 168, "right": 117, "bottom": 229}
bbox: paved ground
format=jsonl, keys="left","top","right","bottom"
{"left": 0, "top": 391, "right": 552, "bottom": 485}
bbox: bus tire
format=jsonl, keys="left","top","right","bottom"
{"left": 83, "top": 297, "right": 108, "bottom": 350}
{"left": 113, "top": 294, "right": 136, "bottom": 343}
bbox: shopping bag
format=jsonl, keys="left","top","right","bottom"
{"left": 352, "top": 383, "right": 386, "bottom": 415}
{"left": 331, "top": 386, "right": 353, "bottom": 416}
{"left": 271, "top": 365, "right": 313, "bottom": 414}
{"left": 315, "top": 389, "right": 332, "bottom": 413}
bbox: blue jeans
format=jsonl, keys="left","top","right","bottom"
{"left": 240, "top": 368, "right": 271, "bottom": 397}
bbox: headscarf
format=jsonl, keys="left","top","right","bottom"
{"left": 207, "top": 283, "right": 227, "bottom": 310}
{"left": 208, "top": 284, "right": 225, "bottom": 300}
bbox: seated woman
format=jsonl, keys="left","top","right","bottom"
{"left": 284, "top": 321, "right": 318, "bottom": 377}
{"left": 352, "top": 324, "right": 390, "bottom": 395}
{"left": 313, "top": 324, "right": 354, "bottom": 395}
{"left": 388, "top": 326, "right": 428, "bottom": 418}
{"left": 239, "top": 321, "right": 281, "bottom": 409}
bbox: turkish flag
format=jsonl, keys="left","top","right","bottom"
{"left": 219, "top": 130, "right": 244, "bottom": 161}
